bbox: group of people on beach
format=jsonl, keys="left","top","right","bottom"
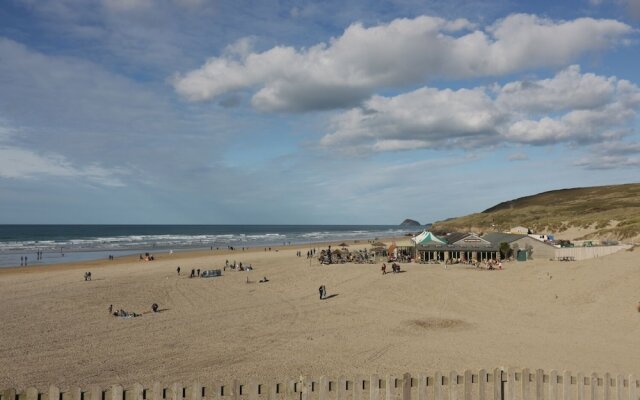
{"left": 224, "top": 260, "right": 252, "bottom": 271}
{"left": 381, "top": 263, "right": 401, "bottom": 274}
{"left": 108, "top": 303, "right": 160, "bottom": 318}
{"left": 139, "top": 253, "right": 155, "bottom": 261}
{"left": 83, "top": 271, "right": 92, "bottom": 281}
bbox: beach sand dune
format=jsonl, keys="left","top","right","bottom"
{"left": 1, "top": 245, "right": 639, "bottom": 389}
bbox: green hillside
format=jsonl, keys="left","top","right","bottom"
{"left": 431, "top": 183, "right": 640, "bottom": 240}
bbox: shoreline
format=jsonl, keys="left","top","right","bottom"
{"left": 0, "top": 235, "right": 408, "bottom": 276}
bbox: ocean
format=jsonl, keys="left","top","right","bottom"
{"left": 0, "top": 225, "right": 417, "bottom": 268}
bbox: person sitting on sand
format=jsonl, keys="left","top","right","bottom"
{"left": 259, "top": 276, "right": 269, "bottom": 283}
{"left": 151, "top": 303, "right": 158, "bottom": 312}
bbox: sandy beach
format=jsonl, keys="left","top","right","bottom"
{"left": 1, "top": 241, "right": 639, "bottom": 390}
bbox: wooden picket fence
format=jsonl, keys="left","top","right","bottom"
{"left": 2, "top": 369, "right": 638, "bottom": 400}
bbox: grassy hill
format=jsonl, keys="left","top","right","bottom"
{"left": 431, "top": 183, "right": 640, "bottom": 240}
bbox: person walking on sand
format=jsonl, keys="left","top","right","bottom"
{"left": 382, "top": 263, "right": 387, "bottom": 275}
{"left": 319, "top": 285, "right": 324, "bottom": 300}
{"left": 177, "top": 266, "right": 181, "bottom": 275}
{"left": 108, "top": 304, "right": 113, "bottom": 314}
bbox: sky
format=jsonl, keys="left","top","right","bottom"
{"left": 0, "top": 0, "right": 640, "bottom": 224}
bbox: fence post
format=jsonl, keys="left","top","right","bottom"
{"left": 450, "top": 371, "right": 458, "bottom": 400}
{"left": 370, "top": 375, "right": 380, "bottom": 400}
{"left": 4, "top": 388, "right": 17, "bottom": 400}
{"left": 493, "top": 369, "right": 502, "bottom": 400}
{"left": 590, "top": 374, "right": 597, "bottom": 400}
{"left": 337, "top": 376, "right": 347, "bottom": 400}
{"left": 319, "top": 376, "right": 329, "bottom": 400}
{"left": 71, "top": 387, "right": 81, "bottom": 400}
{"left": 247, "top": 380, "right": 258, "bottom": 400}
{"left": 522, "top": 369, "right": 531, "bottom": 400}
{"left": 25, "top": 387, "right": 38, "bottom": 400}
{"left": 286, "top": 379, "right": 297, "bottom": 400}
{"left": 89, "top": 385, "right": 102, "bottom": 400}
{"left": 479, "top": 369, "right": 487, "bottom": 400}
{"left": 577, "top": 373, "right": 585, "bottom": 400}
{"left": 112, "top": 385, "right": 124, "bottom": 400}
{"left": 464, "top": 370, "right": 472, "bottom": 400}
{"left": 387, "top": 375, "right": 397, "bottom": 400}
{"left": 355, "top": 376, "right": 365, "bottom": 400}
{"left": 403, "top": 373, "right": 412, "bottom": 400}
{"left": 506, "top": 369, "right": 515, "bottom": 400}
{"left": 133, "top": 384, "right": 144, "bottom": 400}
{"left": 434, "top": 373, "right": 443, "bottom": 400}
{"left": 604, "top": 374, "right": 610, "bottom": 400}
{"left": 417, "top": 374, "right": 427, "bottom": 400}
{"left": 550, "top": 371, "right": 559, "bottom": 400}
{"left": 267, "top": 382, "right": 277, "bottom": 400}
{"left": 536, "top": 370, "right": 544, "bottom": 400}
{"left": 629, "top": 375, "right": 637, "bottom": 400}
{"left": 151, "top": 383, "right": 162, "bottom": 400}
{"left": 231, "top": 380, "right": 240, "bottom": 400}
{"left": 616, "top": 376, "right": 623, "bottom": 400}
{"left": 563, "top": 372, "right": 572, "bottom": 400}
{"left": 48, "top": 386, "right": 60, "bottom": 400}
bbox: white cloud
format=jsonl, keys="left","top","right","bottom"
{"left": 321, "top": 87, "right": 503, "bottom": 151}
{"left": 323, "top": 66, "right": 640, "bottom": 151}
{"left": 0, "top": 121, "right": 126, "bottom": 187}
{"left": 496, "top": 65, "right": 616, "bottom": 113}
{"left": 173, "top": 14, "right": 633, "bottom": 112}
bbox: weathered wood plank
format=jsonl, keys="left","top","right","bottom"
{"left": 319, "top": 376, "right": 330, "bottom": 400}
{"left": 355, "top": 376, "right": 365, "bottom": 400}
{"left": 388, "top": 375, "right": 397, "bottom": 400}
{"left": 522, "top": 369, "right": 531, "bottom": 400}
{"left": 463, "top": 371, "right": 472, "bottom": 400}
{"left": 151, "top": 383, "right": 162, "bottom": 400}
{"left": 25, "top": 387, "right": 38, "bottom": 400}
{"left": 267, "top": 382, "right": 278, "bottom": 400}
{"left": 628, "top": 375, "right": 637, "bottom": 400}
{"left": 604, "top": 374, "right": 611, "bottom": 400}
{"left": 403, "top": 373, "right": 412, "bottom": 400}
{"left": 247, "top": 380, "right": 258, "bottom": 400}
{"left": 337, "top": 376, "right": 347, "bottom": 400}
{"left": 493, "top": 369, "right": 502, "bottom": 400}
{"left": 590, "top": 374, "right": 597, "bottom": 400}
{"left": 70, "top": 387, "right": 81, "bottom": 400}
{"left": 132, "top": 384, "right": 144, "bottom": 400}
{"left": 479, "top": 369, "right": 488, "bottom": 400}
{"left": 550, "top": 371, "right": 559, "bottom": 400}
{"left": 563, "top": 371, "right": 572, "bottom": 400}
{"left": 535, "top": 370, "right": 544, "bottom": 400}
{"left": 435, "top": 373, "right": 443, "bottom": 400}
{"left": 506, "top": 369, "right": 515, "bottom": 400}
{"left": 616, "top": 376, "right": 623, "bottom": 400}
{"left": 370, "top": 375, "right": 381, "bottom": 400}
{"left": 450, "top": 371, "right": 458, "bottom": 400}
{"left": 417, "top": 374, "right": 427, "bottom": 400}
{"left": 577, "top": 373, "right": 585, "bottom": 400}
{"left": 48, "top": 387, "right": 60, "bottom": 400}
{"left": 112, "top": 385, "right": 124, "bottom": 400}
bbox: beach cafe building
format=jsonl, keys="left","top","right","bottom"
{"left": 414, "top": 231, "right": 523, "bottom": 262}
